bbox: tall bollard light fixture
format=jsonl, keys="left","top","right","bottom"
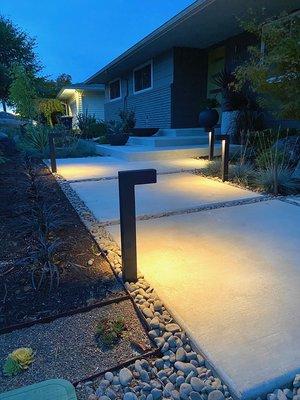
{"left": 48, "top": 133, "right": 57, "bottom": 173}
{"left": 216, "top": 134, "right": 230, "bottom": 182}
{"left": 208, "top": 129, "right": 215, "bottom": 161}
{"left": 118, "top": 169, "right": 157, "bottom": 282}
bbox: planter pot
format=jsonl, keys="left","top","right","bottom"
{"left": 107, "top": 133, "right": 129, "bottom": 146}
{"left": 221, "top": 110, "right": 240, "bottom": 137}
{"left": 130, "top": 128, "right": 159, "bottom": 137}
{"left": 199, "top": 108, "right": 219, "bottom": 130}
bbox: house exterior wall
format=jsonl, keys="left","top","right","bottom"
{"left": 172, "top": 47, "right": 208, "bottom": 128}
{"left": 104, "top": 50, "right": 174, "bottom": 128}
{"left": 82, "top": 91, "right": 105, "bottom": 121}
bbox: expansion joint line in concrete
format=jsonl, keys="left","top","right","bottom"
{"left": 64, "top": 169, "right": 197, "bottom": 184}
{"left": 99, "top": 195, "right": 273, "bottom": 227}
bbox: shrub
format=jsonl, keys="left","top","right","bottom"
{"left": 118, "top": 109, "right": 136, "bottom": 133}
{"left": 95, "top": 316, "right": 125, "bottom": 347}
{"left": 18, "top": 124, "right": 49, "bottom": 156}
{"left": 77, "top": 111, "right": 107, "bottom": 138}
{"left": 199, "top": 159, "right": 222, "bottom": 178}
{"left": 3, "top": 348, "right": 34, "bottom": 377}
{"left": 255, "top": 167, "right": 300, "bottom": 195}
{"left": 229, "top": 163, "right": 256, "bottom": 186}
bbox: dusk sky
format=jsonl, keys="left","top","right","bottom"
{"left": 1, "top": 0, "right": 194, "bottom": 83}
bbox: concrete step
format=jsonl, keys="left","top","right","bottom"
{"left": 155, "top": 128, "right": 207, "bottom": 137}
{"left": 95, "top": 144, "right": 222, "bottom": 161}
{"left": 128, "top": 135, "right": 209, "bottom": 147}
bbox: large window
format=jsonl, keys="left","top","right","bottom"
{"left": 133, "top": 62, "right": 152, "bottom": 93}
{"left": 109, "top": 79, "right": 121, "bottom": 100}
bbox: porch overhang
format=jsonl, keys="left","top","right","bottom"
{"left": 85, "top": 0, "right": 299, "bottom": 84}
{"left": 57, "top": 84, "right": 104, "bottom": 101}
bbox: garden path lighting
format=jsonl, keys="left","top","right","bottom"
{"left": 216, "top": 134, "right": 230, "bottom": 182}
{"left": 48, "top": 133, "right": 57, "bottom": 173}
{"left": 118, "top": 169, "right": 157, "bottom": 282}
{"left": 198, "top": 106, "right": 219, "bottom": 161}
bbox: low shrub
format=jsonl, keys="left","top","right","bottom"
{"left": 255, "top": 167, "right": 300, "bottom": 195}
{"left": 199, "top": 159, "right": 222, "bottom": 178}
{"left": 229, "top": 163, "right": 256, "bottom": 186}
{"left": 18, "top": 124, "right": 49, "bottom": 156}
{"left": 77, "top": 112, "right": 107, "bottom": 138}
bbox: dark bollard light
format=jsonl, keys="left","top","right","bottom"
{"left": 118, "top": 169, "right": 157, "bottom": 282}
{"left": 216, "top": 134, "right": 230, "bottom": 182}
{"left": 208, "top": 128, "right": 215, "bottom": 161}
{"left": 48, "top": 133, "right": 57, "bottom": 173}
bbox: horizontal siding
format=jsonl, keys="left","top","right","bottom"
{"left": 82, "top": 92, "right": 105, "bottom": 121}
{"left": 105, "top": 85, "right": 172, "bottom": 128}
{"left": 104, "top": 49, "right": 174, "bottom": 128}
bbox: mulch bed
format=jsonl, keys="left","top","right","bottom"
{"left": 0, "top": 299, "right": 154, "bottom": 392}
{"left": 0, "top": 155, "right": 125, "bottom": 329}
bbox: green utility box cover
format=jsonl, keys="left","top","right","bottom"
{"left": 0, "top": 379, "right": 77, "bottom": 400}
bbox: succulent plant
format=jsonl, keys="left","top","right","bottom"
{"left": 10, "top": 347, "right": 34, "bottom": 370}
{"left": 3, "top": 357, "right": 22, "bottom": 377}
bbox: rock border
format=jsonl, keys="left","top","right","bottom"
{"left": 55, "top": 174, "right": 299, "bottom": 400}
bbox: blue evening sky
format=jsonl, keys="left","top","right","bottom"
{"left": 1, "top": 0, "right": 194, "bottom": 83}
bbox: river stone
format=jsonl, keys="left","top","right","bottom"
{"left": 176, "top": 376, "right": 185, "bottom": 387}
{"left": 190, "top": 391, "right": 203, "bottom": 400}
{"left": 105, "top": 372, "right": 114, "bottom": 382}
{"left": 106, "top": 388, "right": 117, "bottom": 400}
{"left": 171, "top": 390, "right": 181, "bottom": 400}
{"left": 174, "top": 361, "right": 197, "bottom": 376}
{"left": 123, "top": 393, "right": 138, "bottom": 400}
{"left": 140, "top": 370, "right": 150, "bottom": 382}
{"left": 166, "top": 323, "right": 181, "bottom": 333}
{"left": 151, "top": 388, "right": 163, "bottom": 400}
{"left": 179, "top": 383, "right": 193, "bottom": 400}
{"left": 208, "top": 390, "right": 225, "bottom": 400}
{"left": 294, "top": 375, "right": 300, "bottom": 388}
{"left": 150, "top": 317, "right": 160, "bottom": 329}
{"left": 191, "top": 377, "right": 205, "bottom": 392}
{"left": 176, "top": 347, "right": 186, "bottom": 362}
{"left": 119, "top": 368, "right": 133, "bottom": 386}
{"left": 143, "top": 308, "right": 154, "bottom": 319}
{"left": 154, "top": 300, "right": 163, "bottom": 311}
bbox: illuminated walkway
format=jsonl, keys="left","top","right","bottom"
{"left": 56, "top": 157, "right": 300, "bottom": 399}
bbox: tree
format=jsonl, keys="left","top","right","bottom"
{"left": 235, "top": 11, "right": 300, "bottom": 120}
{"left": 9, "top": 65, "right": 37, "bottom": 119}
{"left": 0, "top": 15, "right": 40, "bottom": 111}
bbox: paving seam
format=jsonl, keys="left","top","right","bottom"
{"left": 278, "top": 196, "right": 300, "bottom": 207}
{"left": 63, "top": 169, "right": 198, "bottom": 183}
{"left": 98, "top": 195, "right": 273, "bottom": 227}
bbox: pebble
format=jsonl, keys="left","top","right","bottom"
{"left": 123, "top": 393, "right": 138, "bottom": 400}
{"left": 294, "top": 375, "right": 300, "bottom": 388}
{"left": 191, "top": 377, "right": 205, "bottom": 392}
{"left": 208, "top": 390, "right": 225, "bottom": 400}
{"left": 166, "top": 323, "right": 181, "bottom": 333}
{"left": 105, "top": 372, "right": 114, "bottom": 382}
{"left": 143, "top": 308, "right": 154, "bottom": 319}
{"left": 151, "top": 388, "right": 163, "bottom": 400}
{"left": 171, "top": 389, "right": 181, "bottom": 400}
{"left": 190, "top": 391, "right": 203, "bottom": 400}
{"left": 179, "top": 383, "right": 193, "bottom": 400}
{"left": 174, "top": 361, "right": 197, "bottom": 376}
{"left": 175, "top": 347, "right": 186, "bottom": 362}
{"left": 119, "top": 368, "right": 133, "bottom": 386}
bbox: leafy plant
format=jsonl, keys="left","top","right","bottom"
{"left": 95, "top": 316, "right": 125, "bottom": 347}
{"left": 36, "top": 98, "right": 64, "bottom": 126}
{"left": 77, "top": 111, "right": 107, "bottom": 138}
{"left": 3, "top": 357, "right": 22, "bottom": 377}
{"left": 199, "top": 98, "right": 219, "bottom": 111}
{"left": 10, "top": 348, "right": 34, "bottom": 369}
{"left": 235, "top": 10, "right": 300, "bottom": 119}
{"left": 3, "top": 348, "right": 34, "bottom": 377}
{"left": 118, "top": 109, "right": 136, "bottom": 133}
{"left": 19, "top": 124, "right": 49, "bottom": 155}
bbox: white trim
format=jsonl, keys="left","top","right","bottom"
{"left": 133, "top": 60, "right": 153, "bottom": 95}
{"left": 108, "top": 78, "right": 122, "bottom": 101}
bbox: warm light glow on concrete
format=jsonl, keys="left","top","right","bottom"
{"left": 108, "top": 200, "right": 300, "bottom": 399}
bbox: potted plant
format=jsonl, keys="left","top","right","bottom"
{"left": 198, "top": 98, "right": 220, "bottom": 131}
{"left": 211, "top": 68, "right": 246, "bottom": 137}
{"left": 106, "top": 109, "right": 136, "bottom": 146}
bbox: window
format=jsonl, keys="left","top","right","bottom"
{"left": 133, "top": 62, "right": 152, "bottom": 93}
{"left": 109, "top": 79, "right": 121, "bottom": 100}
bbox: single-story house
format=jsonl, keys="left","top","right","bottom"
{"left": 85, "top": 0, "right": 299, "bottom": 129}
{"left": 57, "top": 83, "right": 105, "bottom": 126}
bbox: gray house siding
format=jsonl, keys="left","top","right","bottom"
{"left": 104, "top": 50, "right": 173, "bottom": 128}
{"left": 172, "top": 47, "right": 208, "bottom": 128}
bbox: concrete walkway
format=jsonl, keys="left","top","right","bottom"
{"left": 54, "top": 156, "right": 208, "bottom": 181}
{"left": 56, "top": 157, "right": 300, "bottom": 399}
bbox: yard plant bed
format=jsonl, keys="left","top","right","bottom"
{"left": 0, "top": 300, "right": 154, "bottom": 392}
{"left": 0, "top": 156, "right": 125, "bottom": 329}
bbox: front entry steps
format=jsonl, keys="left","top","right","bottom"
{"left": 95, "top": 128, "right": 222, "bottom": 161}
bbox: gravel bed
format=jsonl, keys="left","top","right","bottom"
{"left": 55, "top": 174, "right": 299, "bottom": 400}
{"left": 0, "top": 300, "right": 152, "bottom": 392}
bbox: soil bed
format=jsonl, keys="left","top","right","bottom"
{"left": 0, "top": 299, "right": 153, "bottom": 392}
{"left": 0, "top": 156, "right": 125, "bottom": 329}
